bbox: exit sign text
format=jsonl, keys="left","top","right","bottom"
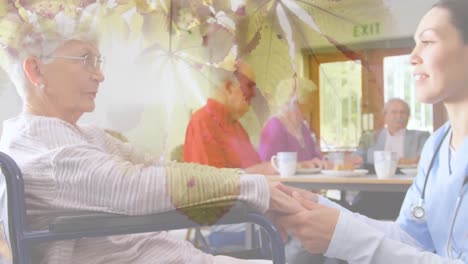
{"left": 353, "top": 22, "right": 381, "bottom": 38}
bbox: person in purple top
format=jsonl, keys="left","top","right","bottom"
{"left": 259, "top": 78, "right": 342, "bottom": 263}
{"left": 259, "top": 77, "right": 322, "bottom": 163}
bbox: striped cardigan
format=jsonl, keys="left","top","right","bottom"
{"left": 0, "top": 114, "right": 270, "bottom": 264}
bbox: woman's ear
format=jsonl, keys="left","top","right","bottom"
{"left": 23, "top": 56, "right": 45, "bottom": 88}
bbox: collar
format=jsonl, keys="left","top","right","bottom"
{"left": 386, "top": 127, "right": 406, "bottom": 137}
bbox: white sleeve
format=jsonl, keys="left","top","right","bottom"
{"left": 50, "top": 145, "right": 270, "bottom": 216}
{"left": 325, "top": 213, "right": 464, "bottom": 264}
{"left": 319, "top": 195, "right": 423, "bottom": 249}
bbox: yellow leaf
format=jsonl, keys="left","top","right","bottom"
{"left": 140, "top": 10, "right": 170, "bottom": 47}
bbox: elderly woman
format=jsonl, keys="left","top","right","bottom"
{"left": 259, "top": 78, "right": 360, "bottom": 171}
{"left": 259, "top": 78, "right": 321, "bottom": 164}
{"left": 0, "top": 7, "right": 302, "bottom": 264}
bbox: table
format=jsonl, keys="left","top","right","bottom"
{"left": 270, "top": 174, "right": 414, "bottom": 192}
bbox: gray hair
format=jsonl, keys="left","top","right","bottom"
{"left": 4, "top": 33, "right": 98, "bottom": 100}
{"left": 1, "top": 11, "right": 99, "bottom": 100}
{"left": 275, "top": 77, "right": 317, "bottom": 108}
{"left": 383, "top": 98, "right": 410, "bottom": 115}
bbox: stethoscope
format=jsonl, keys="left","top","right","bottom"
{"left": 411, "top": 126, "right": 467, "bottom": 259}
{"left": 411, "top": 128, "right": 451, "bottom": 219}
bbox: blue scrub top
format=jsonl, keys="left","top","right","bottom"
{"left": 397, "top": 122, "right": 468, "bottom": 261}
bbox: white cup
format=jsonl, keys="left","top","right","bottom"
{"left": 374, "top": 151, "right": 398, "bottom": 179}
{"left": 270, "top": 152, "right": 297, "bottom": 177}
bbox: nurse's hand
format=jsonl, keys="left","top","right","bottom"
{"left": 276, "top": 191, "right": 339, "bottom": 253}
{"left": 266, "top": 182, "right": 308, "bottom": 241}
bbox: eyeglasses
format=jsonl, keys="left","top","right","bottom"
{"left": 44, "top": 54, "right": 104, "bottom": 73}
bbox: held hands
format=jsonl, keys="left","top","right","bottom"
{"left": 267, "top": 182, "right": 309, "bottom": 240}
{"left": 267, "top": 182, "right": 321, "bottom": 215}
{"left": 274, "top": 183, "right": 319, "bottom": 203}
{"left": 277, "top": 191, "right": 340, "bottom": 254}
{"left": 267, "top": 182, "right": 306, "bottom": 215}
{"left": 267, "top": 182, "right": 339, "bottom": 253}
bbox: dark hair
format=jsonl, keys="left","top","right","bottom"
{"left": 433, "top": 0, "right": 468, "bottom": 43}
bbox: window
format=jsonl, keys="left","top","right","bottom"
{"left": 384, "top": 55, "right": 433, "bottom": 132}
{"left": 308, "top": 48, "right": 437, "bottom": 152}
{"left": 319, "top": 60, "right": 362, "bottom": 150}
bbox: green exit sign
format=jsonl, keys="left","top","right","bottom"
{"left": 353, "top": 22, "right": 381, "bottom": 38}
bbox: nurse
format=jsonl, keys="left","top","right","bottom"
{"left": 275, "top": 0, "right": 468, "bottom": 263}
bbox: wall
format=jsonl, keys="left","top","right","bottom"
{"left": 299, "top": 0, "right": 437, "bottom": 49}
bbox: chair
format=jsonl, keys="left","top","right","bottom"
{"left": 0, "top": 151, "right": 285, "bottom": 264}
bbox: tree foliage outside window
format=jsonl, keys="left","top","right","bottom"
{"left": 320, "top": 60, "right": 362, "bottom": 150}
{"left": 384, "top": 55, "right": 433, "bottom": 132}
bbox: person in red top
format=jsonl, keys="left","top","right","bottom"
{"left": 184, "top": 61, "right": 268, "bottom": 170}
{"left": 184, "top": 97, "right": 261, "bottom": 168}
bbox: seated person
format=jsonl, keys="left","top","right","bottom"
{"left": 259, "top": 78, "right": 322, "bottom": 162}
{"left": 184, "top": 62, "right": 263, "bottom": 170}
{"left": 353, "top": 98, "right": 430, "bottom": 219}
{"left": 356, "top": 98, "right": 430, "bottom": 165}
{"left": 259, "top": 78, "right": 347, "bottom": 264}
{"left": 0, "top": 8, "right": 301, "bottom": 263}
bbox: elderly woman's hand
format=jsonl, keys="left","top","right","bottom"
{"left": 276, "top": 191, "right": 339, "bottom": 254}
{"left": 274, "top": 183, "right": 319, "bottom": 202}
{"left": 267, "top": 182, "right": 306, "bottom": 215}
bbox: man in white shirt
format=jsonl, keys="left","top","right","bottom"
{"left": 356, "top": 98, "right": 430, "bottom": 164}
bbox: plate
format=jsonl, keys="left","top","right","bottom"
{"left": 296, "top": 167, "right": 321, "bottom": 174}
{"left": 400, "top": 168, "right": 418, "bottom": 176}
{"left": 397, "top": 164, "right": 418, "bottom": 169}
{"left": 321, "top": 169, "right": 369, "bottom": 177}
